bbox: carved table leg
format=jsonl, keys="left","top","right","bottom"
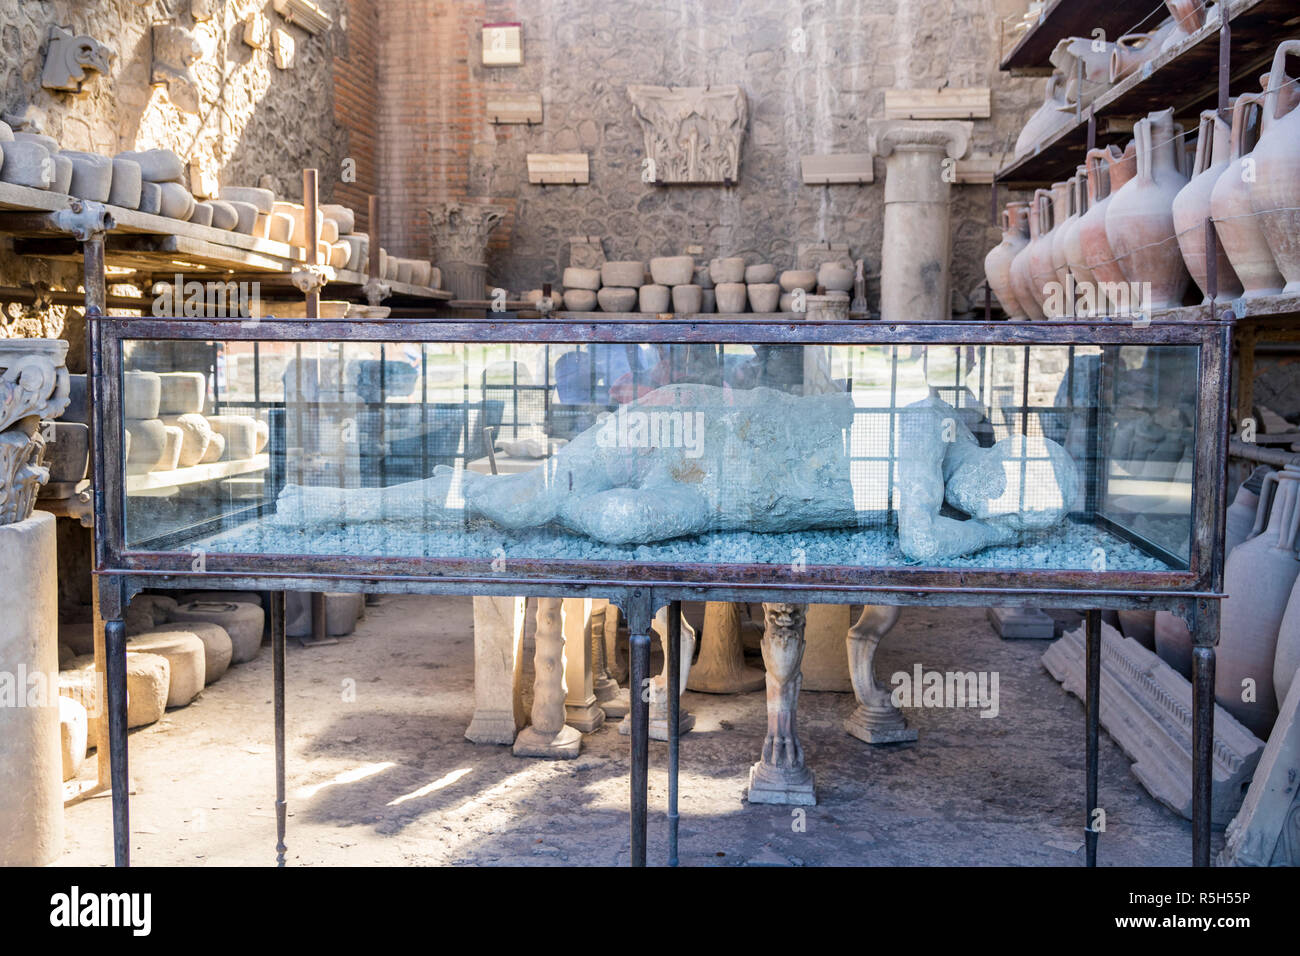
{"left": 513, "top": 597, "right": 581, "bottom": 759}
{"left": 592, "top": 599, "right": 629, "bottom": 718}
{"left": 620, "top": 604, "right": 696, "bottom": 740}
{"left": 687, "top": 601, "right": 766, "bottom": 694}
{"left": 844, "top": 605, "right": 916, "bottom": 744}
{"left": 746, "top": 603, "right": 816, "bottom": 806}
{"left": 465, "top": 595, "right": 526, "bottom": 744}
{"left": 562, "top": 597, "right": 605, "bottom": 732}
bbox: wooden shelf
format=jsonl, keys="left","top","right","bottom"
{"left": 125, "top": 453, "right": 269, "bottom": 494}
{"left": 996, "top": 0, "right": 1299, "bottom": 188}
{"left": 1000, "top": 0, "right": 1168, "bottom": 74}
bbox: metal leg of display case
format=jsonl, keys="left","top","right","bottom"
{"left": 1191, "top": 641, "right": 1216, "bottom": 867}
{"left": 625, "top": 591, "right": 654, "bottom": 867}
{"left": 1084, "top": 608, "right": 1100, "bottom": 868}
{"left": 272, "top": 591, "right": 288, "bottom": 866}
{"left": 667, "top": 600, "right": 681, "bottom": 867}
{"left": 105, "top": 611, "right": 130, "bottom": 867}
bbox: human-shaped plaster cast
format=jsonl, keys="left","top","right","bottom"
{"left": 274, "top": 385, "right": 1080, "bottom": 563}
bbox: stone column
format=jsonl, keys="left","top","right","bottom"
{"left": 747, "top": 603, "right": 816, "bottom": 805}
{"left": 513, "top": 597, "right": 582, "bottom": 758}
{"left": 464, "top": 595, "right": 526, "bottom": 744}
{"left": 844, "top": 605, "right": 918, "bottom": 744}
{"left": 426, "top": 200, "right": 507, "bottom": 302}
{"left": 687, "top": 601, "right": 766, "bottom": 694}
{"left": 869, "top": 120, "right": 972, "bottom": 322}
{"left": 0, "top": 511, "right": 62, "bottom": 864}
{"left": 800, "top": 603, "right": 853, "bottom": 692}
{"left": 562, "top": 597, "right": 605, "bottom": 732}
{"left": 619, "top": 605, "right": 696, "bottom": 740}
{"left": 591, "top": 599, "right": 629, "bottom": 718}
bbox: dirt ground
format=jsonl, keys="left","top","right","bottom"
{"left": 56, "top": 597, "right": 1215, "bottom": 867}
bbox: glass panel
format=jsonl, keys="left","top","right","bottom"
{"left": 119, "top": 338, "right": 1197, "bottom": 573}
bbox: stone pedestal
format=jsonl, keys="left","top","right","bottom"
{"left": 747, "top": 603, "right": 816, "bottom": 805}
{"left": 465, "top": 595, "right": 526, "bottom": 744}
{"left": 619, "top": 605, "right": 696, "bottom": 740}
{"left": 987, "top": 605, "right": 1056, "bottom": 640}
{"left": 513, "top": 597, "right": 581, "bottom": 758}
{"left": 591, "top": 599, "right": 629, "bottom": 718}
{"left": 562, "top": 597, "right": 605, "bottom": 732}
{"left": 799, "top": 603, "right": 853, "bottom": 692}
{"left": 869, "top": 120, "right": 972, "bottom": 322}
{"left": 687, "top": 601, "right": 765, "bottom": 693}
{"left": 844, "top": 605, "right": 917, "bottom": 744}
{"left": 0, "top": 511, "right": 62, "bottom": 865}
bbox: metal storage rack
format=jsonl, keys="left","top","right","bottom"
{"left": 86, "top": 312, "right": 1231, "bottom": 868}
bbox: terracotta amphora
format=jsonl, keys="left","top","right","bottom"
{"left": 1050, "top": 176, "right": 1078, "bottom": 307}
{"left": 1014, "top": 73, "right": 1073, "bottom": 159}
{"left": 1025, "top": 188, "right": 1060, "bottom": 315}
{"left": 1063, "top": 164, "right": 1097, "bottom": 312}
{"left": 1105, "top": 108, "right": 1191, "bottom": 310}
{"left": 1161, "top": 0, "right": 1208, "bottom": 52}
{"left": 1173, "top": 107, "right": 1244, "bottom": 301}
{"left": 1251, "top": 41, "right": 1300, "bottom": 293}
{"left": 1216, "top": 466, "right": 1300, "bottom": 738}
{"left": 1275, "top": 567, "right": 1300, "bottom": 706}
{"left": 1211, "top": 91, "right": 1286, "bottom": 297}
{"left": 1079, "top": 144, "right": 1133, "bottom": 315}
{"left": 1225, "top": 465, "right": 1270, "bottom": 556}
{"left": 1110, "top": 20, "right": 1177, "bottom": 83}
{"left": 1009, "top": 196, "right": 1048, "bottom": 320}
{"left": 985, "top": 202, "right": 1030, "bottom": 319}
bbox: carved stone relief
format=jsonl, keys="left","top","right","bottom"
{"left": 627, "top": 85, "right": 748, "bottom": 184}
{"left": 151, "top": 23, "right": 204, "bottom": 114}
{"left": 0, "top": 340, "right": 70, "bottom": 526}
{"left": 41, "top": 25, "right": 115, "bottom": 94}
{"left": 426, "top": 201, "right": 508, "bottom": 265}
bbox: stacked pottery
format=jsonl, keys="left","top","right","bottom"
{"left": 1110, "top": 20, "right": 1177, "bottom": 82}
{"left": 1105, "top": 108, "right": 1190, "bottom": 310}
{"left": 1215, "top": 465, "right": 1300, "bottom": 738}
{"left": 1161, "top": 0, "right": 1208, "bottom": 52}
{"left": 1050, "top": 176, "right": 1079, "bottom": 309}
{"left": 1063, "top": 167, "right": 1096, "bottom": 313}
{"left": 1026, "top": 188, "right": 1060, "bottom": 316}
{"left": 598, "top": 260, "right": 643, "bottom": 312}
{"left": 1210, "top": 91, "right": 1286, "bottom": 298}
{"left": 1172, "top": 107, "right": 1243, "bottom": 301}
{"left": 1079, "top": 144, "right": 1135, "bottom": 316}
{"left": 1010, "top": 191, "right": 1049, "bottom": 320}
{"left": 984, "top": 201, "right": 1031, "bottom": 319}
{"left": 1250, "top": 41, "right": 1300, "bottom": 294}
{"left": 1014, "top": 73, "right": 1073, "bottom": 159}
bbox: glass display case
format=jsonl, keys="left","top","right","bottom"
{"left": 100, "top": 318, "right": 1223, "bottom": 597}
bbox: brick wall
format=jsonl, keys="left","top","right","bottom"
{"left": 333, "top": 0, "right": 382, "bottom": 234}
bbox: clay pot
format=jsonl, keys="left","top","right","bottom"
{"left": 565, "top": 289, "right": 597, "bottom": 311}
{"left": 709, "top": 257, "right": 745, "bottom": 284}
{"left": 1105, "top": 108, "right": 1190, "bottom": 310}
{"left": 805, "top": 292, "right": 850, "bottom": 320}
{"left": 1109, "top": 23, "right": 1176, "bottom": 83}
{"left": 601, "top": 261, "right": 645, "bottom": 288}
{"left": 699, "top": 288, "right": 716, "bottom": 313}
{"left": 650, "top": 256, "right": 694, "bottom": 286}
{"left": 694, "top": 265, "right": 714, "bottom": 289}
{"left": 779, "top": 269, "right": 816, "bottom": 292}
{"left": 1250, "top": 41, "right": 1300, "bottom": 294}
{"left": 744, "top": 263, "right": 776, "bottom": 284}
{"left": 747, "top": 283, "right": 780, "bottom": 312}
{"left": 1051, "top": 37, "right": 1114, "bottom": 110}
{"left": 1117, "top": 609, "right": 1157, "bottom": 650}
{"left": 1050, "top": 176, "right": 1079, "bottom": 308}
{"left": 1216, "top": 466, "right": 1300, "bottom": 737}
{"left": 1210, "top": 93, "right": 1286, "bottom": 297}
{"left": 320, "top": 204, "right": 355, "bottom": 235}
{"left": 562, "top": 267, "right": 601, "bottom": 290}
{"left": 1154, "top": 610, "right": 1193, "bottom": 679}
{"left": 671, "top": 284, "right": 702, "bottom": 313}
{"left": 714, "top": 282, "right": 747, "bottom": 313}
{"left": 1078, "top": 144, "right": 1135, "bottom": 316}
{"left": 1226, "top": 466, "right": 1269, "bottom": 556}
{"left": 1173, "top": 108, "right": 1244, "bottom": 301}
{"left": 818, "top": 261, "right": 854, "bottom": 292}
{"left": 1014, "top": 73, "right": 1073, "bottom": 158}
{"left": 985, "top": 201, "right": 1030, "bottom": 319}
{"left": 638, "top": 283, "right": 670, "bottom": 312}
{"left": 1026, "top": 188, "right": 1060, "bottom": 315}
{"left": 1275, "top": 571, "right": 1300, "bottom": 705}
{"left": 1162, "top": 0, "right": 1208, "bottom": 52}
{"left": 597, "top": 287, "right": 637, "bottom": 312}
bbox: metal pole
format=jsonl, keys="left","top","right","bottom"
{"left": 626, "top": 592, "right": 653, "bottom": 867}
{"left": 272, "top": 590, "right": 288, "bottom": 866}
{"left": 1191, "top": 642, "right": 1215, "bottom": 866}
{"left": 1085, "top": 608, "right": 1101, "bottom": 867}
{"left": 105, "top": 613, "right": 130, "bottom": 866}
{"left": 667, "top": 599, "right": 681, "bottom": 867}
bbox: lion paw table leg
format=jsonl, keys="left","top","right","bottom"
{"left": 747, "top": 603, "right": 816, "bottom": 806}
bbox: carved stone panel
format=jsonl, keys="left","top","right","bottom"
{"left": 627, "top": 85, "right": 748, "bottom": 184}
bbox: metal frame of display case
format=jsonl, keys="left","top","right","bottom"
{"left": 87, "top": 311, "right": 1232, "bottom": 868}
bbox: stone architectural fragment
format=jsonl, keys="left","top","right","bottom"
{"left": 1042, "top": 622, "right": 1263, "bottom": 826}
{"left": 844, "top": 605, "right": 915, "bottom": 743}
{"left": 562, "top": 597, "right": 604, "bottom": 733}
{"left": 747, "top": 603, "right": 815, "bottom": 805}
{"left": 628, "top": 85, "right": 747, "bottom": 184}
{"left": 513, "top": 597, "right": 581, "bottom": 758}
{"left": 41, "top": 25, "right": 114, "bottom": 94}
{"left": 688, "top": 601, "right": 765, "bottom": 694}
{"left": 466, "top": 595, "right": 526, "bottom": 743}
{"left": 1219, "top": 674, "right": 1300, "bottom": 866}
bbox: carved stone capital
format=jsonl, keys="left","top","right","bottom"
{"left": 628, "top": 84, "right": 748, "bottom": 184}
{"left": 290, "top": 263, "right": 331, "bottom": 296}
{"left": 426, "top": 201, "right": 508, "bottom": 263}
{"left": 0, "top": 339, "right": 71, "bottom": 433}
{"left": 868, "top": 119, "right": 972, "bottom": 161}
